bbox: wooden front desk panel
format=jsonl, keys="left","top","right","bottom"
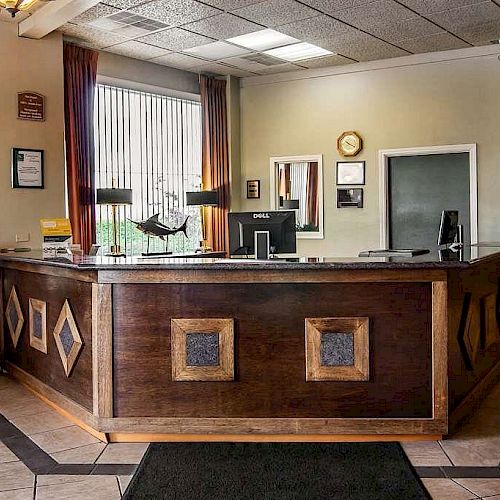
{"left": 113, "top": 281, "right": 433, "bottom": 419}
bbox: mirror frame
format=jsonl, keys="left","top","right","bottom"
{"left": 269, "top": 154, "right": 324, "bottom": 240}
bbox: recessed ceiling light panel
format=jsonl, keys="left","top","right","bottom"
{"left": 227, "top": 29, "right": 299, "bottom": 51}
{"left": 264, "top": 42, "right": 333, "bottom": 62}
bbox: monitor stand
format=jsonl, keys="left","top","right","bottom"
{"left": 449, "top": 224, "right": 464, "bottom": 251}
{"left": 254, "top": 231, "right": 270, "bottom": 260}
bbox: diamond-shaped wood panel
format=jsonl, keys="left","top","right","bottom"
{"left": 29, "top": 298, "right": 47, "bottom": 354}
{"left": 53, "top": 300, "right": 83, "bottom": 377}
{"left": 6, "top": 286, "right": 24, "bottom": 349}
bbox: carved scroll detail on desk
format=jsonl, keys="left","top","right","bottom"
{"left": 53, "top": 300, "right": 83, "bottom": 377}
{"left": 29, "top": 298, "right": 47, "bottom": 354}
{"left": 6, "top": 286, "right": 24, "bottom": 349}
{"left": 305, "top": 317, "right": 369, "bottom": 382}
{"left": 171, "top": 318, "right": 234, "bottom": 381}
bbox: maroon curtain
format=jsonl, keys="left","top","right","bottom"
{"left": 306, "top": 162, "right": 319, "bottom": 228}
{"left": 200, "top": 75, "right": 230, "bottom": 254}
{"left": 64, "top": 44, "right": 98, "bottom": 254}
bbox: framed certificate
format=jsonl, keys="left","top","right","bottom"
{"left": 336, "top": 161, "right": 365, "bottom": 186}
{"left": 12, "top": 148, "right": 44, "bottom": 189}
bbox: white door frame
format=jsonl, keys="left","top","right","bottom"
{"left": 378, "top": 144, "right": 478, "bottom": 248}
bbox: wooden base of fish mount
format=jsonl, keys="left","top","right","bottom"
{"left": 141, "top": 251, "right": 173, "bottom": 257}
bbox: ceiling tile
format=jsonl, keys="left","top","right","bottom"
{"left": 72, "top": 3, "right": 120, "bottom": 24}
{"left": 105, "top": 40, "right": 171, "bottom": 59}
{"left": 219, "top": 54, "right": 271, "bottom": 70}
{"left": 397, "top": 32, "right": 470, "bottom": 52}
{"left": 334, "top": 0, "right": 418, "bottom": 29}
{"left": 232, "top": 0, "right": 320, "bottom": 27}
{"left": 320, "top": 31, "right": 409, "bottom": 60}
{"left": 299, "top": 0, "right": 380, "bottom": 13}
{"left": 59, "top": 23, "right": 129, "bottom": 48}
{"left": 183, "top": 13, "right": 262, "bottom": 39}
{"left": 397, "top": 0, "right": 487, "bottom": 15}
{"left": 278, "top": 15, "right": 355, "bottom": 43}
{"left": 199, "top": 0, "right": 262, "bottom": 9}
{"left": 183, "top": 40, "right": 251, "bottom": 59}
{"left": 456, "top": 19, "right": 500, "bottom": 45}
{"left": 428, "top": 2, "right": 500, "bottom": 33}
{"left": 138, "top": 28, "right": 215, "bottom": 50}
{"left": 299, "top": 53, "right": 355, "bottom": 68}
{"left": 253, "top": 62, "right": 305, "bottom": 74}
{"left": 197, "top": 62, "right": 257, "bottom": 76}
{"left": 101, "top": 0, "right": 150, "bottom": 9}
{"left": 365, "top": 17, "right": 443, "bottom": 42}
{"left": 131, "top": 0, "right": 222, "bottom": 26}
{"left": 150, "top": 52, "right": 209, "bottom": 68}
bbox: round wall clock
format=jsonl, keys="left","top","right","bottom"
{"left": 337, "top": 131, "right": 363, "bottom": 157}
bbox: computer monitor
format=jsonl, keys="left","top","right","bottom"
{"left": 228, "top": 211, "right": 296, "bottom": 256}
{"left": 437, "top": 210, "right": 459, "bottom": 246}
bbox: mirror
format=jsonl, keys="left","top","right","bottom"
{"left": 270, "top": 155, "right": 324, "bottom": 239}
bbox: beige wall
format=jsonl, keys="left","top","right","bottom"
{"left": 239, "top": 51, "right": 500, "bottom": 257}
{"left": 0, "top": 24, "right": 65, "bottom": 249}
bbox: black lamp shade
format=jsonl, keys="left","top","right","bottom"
{"left": 282, "top": 199, "right": 299, "bottom": 209}
{"left": 186, "top": 190, "right": 218, "bottom": 206}
{"left": 96, "top": 188, "right": 133, "bottom": 205}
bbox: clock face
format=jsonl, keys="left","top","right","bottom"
{"left": 337, "top": 132, "right": 362, "bottom": 157}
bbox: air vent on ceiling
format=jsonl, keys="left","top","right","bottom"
{"left": 89, "top": 11, "right": 168, "bottom": 36}
{"left": 242, "top": 53, "right": 283, "bottom": 66}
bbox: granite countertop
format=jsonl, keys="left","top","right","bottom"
{"left": 1, "top": 245, "right": 499, "bottom": 271}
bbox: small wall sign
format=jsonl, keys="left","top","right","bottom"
{"left": 18, "top": 92, "right": 45, "bottom": 122}
{"left": 246, "top": 180, "right": 260, "bottom": 199}
{"left": 12, "top": 148, "right": 44, "bottom": 189}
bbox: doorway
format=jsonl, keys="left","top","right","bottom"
{"left": 379, "top": 145, "right": 477, "bottom": 249}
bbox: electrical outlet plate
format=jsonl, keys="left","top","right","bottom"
{"left": 16, "top": 233, "right": 30, "bottom": 243}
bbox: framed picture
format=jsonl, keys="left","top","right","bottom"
{"left": 337, "top": 188, "right": 363, "bottom": 208}
{"left": 246, "top": 180, "right": 260, "bottom": 199}
{"left": 336, "top": 161, "right": 365, "bottom": 186}
{"left": 12, "top": 148, "right": 44, "bottom": 189}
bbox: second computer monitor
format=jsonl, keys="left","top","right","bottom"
{"left": 437, "top": 210, "right": 459, "bottom": 246}
{"left": 228, "top": 211, "right": 296, "bottom": 256}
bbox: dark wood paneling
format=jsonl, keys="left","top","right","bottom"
{"left": 113, "top": 282, "right": 433, "bottom": 419}
{"left": 2, "top": 269, "right": 93, "bottom": 410}
{"left": 447, "top": 261, "right": 500, "bottom": 412}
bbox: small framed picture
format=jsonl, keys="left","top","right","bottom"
{"left": 246, "top": 180, "right": 260, "bottom": 199}
{"left": 337, "top": 188, "right": 363, "bottom": 208}
{"left": 12, "top": 148, "right": 44, "bottom": 189}
{"left": 336, "top": 161, "right": 365, "bottom": 186}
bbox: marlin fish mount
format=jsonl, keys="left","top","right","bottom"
{"left": 129, "top": 214, "right": 189, "bottom": 256}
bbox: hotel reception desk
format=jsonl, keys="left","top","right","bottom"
{"left": 1, "top": 248, "right": 499, "bottom": 442}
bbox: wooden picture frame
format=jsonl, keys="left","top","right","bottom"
{"left": 305, "top": 317, "right": 370, "bottom": 382}
{"left": 29, "top": 298, "right": 47, "bottom": 354}
{"left": 171, "top": 318, "right": 234, "bottom": 381}
{"left": 336, "top": 161, "right": 365, "bottom": 186}
{"left": 12, "top": 148, "right": 44, "bottom": 189}
{"left": 246, "top": 180, "right": 260, "bottom": 199}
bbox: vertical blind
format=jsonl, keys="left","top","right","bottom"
{"left": 94, "top": 84, "right": 203, "bottom": 255}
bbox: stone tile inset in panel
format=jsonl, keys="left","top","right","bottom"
{"left": 320, "top": 332, "right": 354, "bottom": 366}
{"left": 53, "top": 300, "right": 83, "bottom": 377}
{"left": 186, "top": 333, "right": 220, "bottom": 366}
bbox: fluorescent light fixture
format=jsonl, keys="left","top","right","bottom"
{"left": 264, "top": 42, "right": 333, "bottom": 62}
{"left": 227, "top": 29, "right": 299, "bottom": 51}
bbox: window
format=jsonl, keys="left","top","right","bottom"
{"left": 94, "top": 84, "right": 202, "bottom": 255}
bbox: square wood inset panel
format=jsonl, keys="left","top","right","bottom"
{"left": 305, "top": 317, "right": 369, "bottom": 381}
{"left": 29, "top": 298, "right": 47, "bottom": 354}
{"left": 171, "top": 319, "right": 234, "bottom": 381}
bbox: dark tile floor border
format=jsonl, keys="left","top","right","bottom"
{"left": 0, "top": 414, "right": 138, "bottom": 476}
{"left": 415, "top": 466, "right": 500, "bottom": 478}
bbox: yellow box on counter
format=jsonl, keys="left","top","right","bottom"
{"left": 39, "top": 218, "right": 72, "bottom": 237}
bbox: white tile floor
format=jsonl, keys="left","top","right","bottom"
{"left": 0, "top": 374, "right": 499, "bottom": 499}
